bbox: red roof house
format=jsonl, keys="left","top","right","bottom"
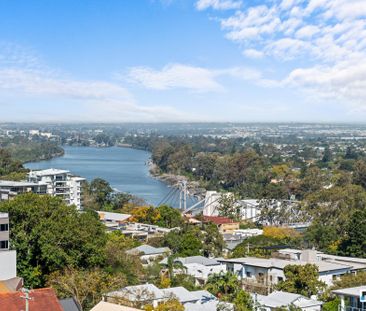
{"left": 0, "top": 287, "right": 63, "bottom": 311}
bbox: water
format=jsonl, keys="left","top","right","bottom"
{"left": 25, "top": 146, "right": 173, "bottom": 206}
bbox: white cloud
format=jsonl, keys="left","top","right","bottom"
{"left": 0, "top": 45, "right": 193, "bottom": 122}
{"left": 196, "top": 0, "right": 242, "bottom": 11}
{"left": 127, "top": 64, "right": 224, "bottom": 92}
{"left": 208, "top": 0, "right": 366, "bottom": 105}
{"left": 126, "top": 63, "right": 267, "bottom": 91}
{"left": 243, "top": 49, "right": 264, "bottom": 59}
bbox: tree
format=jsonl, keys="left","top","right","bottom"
{"left": 47, "top": 267, "right": 125, "bottom": 310}
{"left": 0, "top": 193, "right": 107, "bottom": 287}
{"left": 130, "top": 206, "right": 161, "bottom": 224}
{"left": 276, "top": 264, "right": 326, "bottom": 297}
{"left": 104, "top": 231, "right": 143, "bottom": 284}
{"left": 155, "top": 205, "right": 184, "bottom": 228}
{"left": 163, "top": 226, "right": 203, "bottom": 257}
{"left": 340, "top": 209, "right": 366, "bottom": 257}
{"left": 89, "top": 178, "right": 113, "bottom": 207}
{"left": 353, "top": 160, "right": 366, "bottom": 189}
{"left": 332, "top": 271, "right": 366, "bottom": 289}
{"left": 218, "top": 192, "right": 240, "bottom": 220}
{"left": 144, "top": 299, "right": 184, "bottom": 311}
{"left": 205, "top": 272, "right": 252, "bottom": 310}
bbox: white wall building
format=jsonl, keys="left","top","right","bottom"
{"left": 0, "top": 213, "right": 16, "bottom": 280}
{"left": 203, "top": 191, "right": 262, "bottom": 221}
{"left": 219, "top": 256, "right": 351, "bottom": 288}
{"left": 28, "top": 169, "right": 85, "bottom": 210}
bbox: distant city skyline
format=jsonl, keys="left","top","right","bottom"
{"left": 0, "top": 0, "right": 365, "bottom": 122}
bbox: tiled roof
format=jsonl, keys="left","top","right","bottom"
{"left": 203, "top": 216, "right": 238, "bottom": 225}
{"left": 0, "top": 288, "right": 63, "bottom": 311}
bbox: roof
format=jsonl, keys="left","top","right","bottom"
{"left": 0, "top": 288, "right": 63, "bottom": 311}
{"left": 203, "top": 216, "right": 238, "bottom": 225}
{"left": 30, "top": 168, "right": 70, "bottom": 176}
{"left": 126, "top": 245, "right": 170, "bottom": 256}
{"left": 91, "top": 301, "right": 142, "bottom": 311}
{"left": 160, "top": 256, "right": 220, "bottom": 266}
{"left": 0, "top": 278, "right": 23, "bottom": 293}
{"left": 97, "top": 211, "right": 131, "bottom": 222}
{"left": 0, "top": 180, "right": 44, "bottom": 187}
{"left": 255, "top": 291, "right": 323, "bottom": 308}
{"left": 219, "top": 257, "right": 351, "bottom": 273}
{"left": 107, "top": 284, "right": 164, "bottom": 302}
{"left": 162, "top": 287, "right": 198, "bottom": 303}
{"left": 59, "top": 297, "right": 82, "bottom": 311}
{"left": 184, "top": 300, "right": 234, "bottom": 311}
{"left": 333, "top": 286, "right": 366, "bottom": 297}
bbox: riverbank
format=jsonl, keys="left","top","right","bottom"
{"left": 148, "top": 161, "right": 206, "bottom": 199}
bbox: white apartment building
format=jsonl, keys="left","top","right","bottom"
{"left": 28, "top": 169, "right": 85, "bottom": 210}
{"left": 0, "top": 213, "right": 16, "bottom": 280}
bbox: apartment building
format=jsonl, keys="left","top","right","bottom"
{"left": 28, "top": 169, "right": 85, "bottom": 210}
{"left": 0, "top": 180, "right": 47, "bottom": 202}
{"left": 0, "top": 213, "right": 16, "bottom": 280}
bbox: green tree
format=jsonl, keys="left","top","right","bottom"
{"left": 89, "top": 178, "right": 113, "bottom": 207}
{"left": 205, "top": 272, "right": 252, "bottom": 310}
{"left": 155, "top": 205, "right": 184, "bottom": 228}
{"left": 0, "top": 193, "right": 107, "bottom": 287}
{"left": 276, "top": 264, "right": 326, "bottom": 297}
{"left": 340, "top": 209, "right": 366, "bottom": 257}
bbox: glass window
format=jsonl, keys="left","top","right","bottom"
{"left": 0, "top": 240, "right": 8, "bottom": 249}
{"left": 0, "top": 224, "right": 9, "bottom": 231}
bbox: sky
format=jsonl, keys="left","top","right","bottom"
{"left": 0, "top": 0, "right": 366, "bottom": 122}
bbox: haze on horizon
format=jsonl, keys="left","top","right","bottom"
{"left": 0, "top": 0, "right": 366, "bottom": 123}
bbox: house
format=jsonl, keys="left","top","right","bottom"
{"left": 91, "top": 301, "right": 142, "bottom": 311}
{"left": 97, "top": 211, "right": 131, "bottom": 226}
{"left": 203, "top": 216, "right": 240, "bottom": 234}
{"left": 254, "top": 291, "right": 323, "bottom": 311}
{"left": 28, "top": 169, "right": 85, "bottom": 209}
{"left": 0, "top": 288, "right": 63, "bottom": 311}
{"left": 332, "top": 286, "right": 366, "bottom": 311}
{"left": 126, "top": 245, "right": 170, "bottom": 265}
{"left": 105, "top": 283, "right": 223, "bottom": 310}
{"left": 277, "top": 249, "right": 366, "bottom": 275}
{"left": 159, "top": 256, "right": 226, "bottom": 285}
{"left": 219, "top": 256, "right": 351, "bottom": 293}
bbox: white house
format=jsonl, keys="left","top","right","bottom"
{"left": 254, "top": 291, "right": 323, "bottom": 311}
{"left": 126, "top": 245, "right": 170, "bottom": 265}
{"left": 219, "top": 256, "right": 351, "bottom": 288}
{"left": 105, "top": 283, "right": 227, "bottom": 310}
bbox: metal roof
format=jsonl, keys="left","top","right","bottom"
{"left": 254, "top": 291, "right": 323, "bottom": 308}
{"left": 333, "top": 286, "right": 366, "bottom": 297}
{"left": 126, "top": 245, "right": 170, "bottom": 256}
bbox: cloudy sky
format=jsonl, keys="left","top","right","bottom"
{"left": 0, "top": 0, "right": 366, "bottom": 122}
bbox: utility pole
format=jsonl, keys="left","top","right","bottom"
{"left": 21, "top": 288, "right": 32, "bottom": 311}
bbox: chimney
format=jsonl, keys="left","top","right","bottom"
{"left": 300, "top": 249, "right": 317, "bottom": 262}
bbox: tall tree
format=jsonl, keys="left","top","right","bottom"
{"left": 276, "top": 264, "right": 326, "bottom": 298}
{"left": 0, "top": 193, "right": 107, "bottom": 287}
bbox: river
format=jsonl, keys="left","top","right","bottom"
{"left": 25, "top": 146, "right": 174, "bottom": 206}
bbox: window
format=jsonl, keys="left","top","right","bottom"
{"left": 246, "top": 271, "right": 252, "bottom": 277}
{"left": 0, "top": 240, "right": 8, "bottom": 249}
{"left": 0, "top": 224, "right": 8, "bottom": 231}
{"left": 277, "top": 277, "right": 283, "bottom": 282}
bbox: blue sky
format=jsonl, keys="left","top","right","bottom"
{"left": 0, "top": 0, "right": 365, "bottom": 122}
